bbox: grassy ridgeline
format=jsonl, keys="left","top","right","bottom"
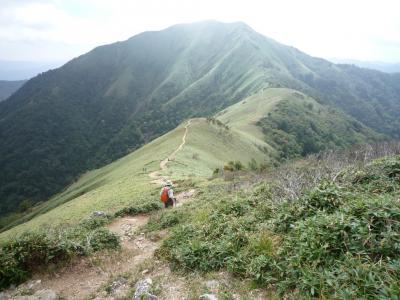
{"left": 0, "top": 89, "right": 287, "bottom": 237}
{"left": 1, "top": 88, "right": 383, "bottom": 238}
{"left": 0, "top": 114, "right": 271, "bottom": 238}
{"left": 150, "top": 146, "right": 400, "bottom": 298}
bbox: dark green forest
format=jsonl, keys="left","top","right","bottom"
{"left": 258, "top": 94, "right": 385, "bottom": 160}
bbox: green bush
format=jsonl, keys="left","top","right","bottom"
{"left": 272, "top": 181, "right": 345, "bottom": 233}
{"left": 276, "top": 198, "right": 400, "bottom": 297}
{"left": 81, "top": 215, "right": 111, "bottom": 230}
{"left": 159, "top": 155, "right": 400, "bottom": 298}
{"left": 0, "top": 250, "right": 29, "bottom": 289}
{"left": 224, "top": 161, "right": 245, "bottom": 172}
{"left": 146, "top": 209, "right": 186, "bottom": 232}
{"left": 345, "top": 156, "right": 400, "bottom": 194}
{"left": 88, "top": 228, "right": 120, "bottom": 251}
{"left": 114, "top": 201, "right": 162, "bottom": 217}
{"left": 0, "top": 220, "right": 120, "bottom": 290}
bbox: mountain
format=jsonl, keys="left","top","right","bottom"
{"left": 0, "top": 80, "right": 26, "bottom": 102}
{"left": 329, "top": 58, "right": 400, "bottom": 73}
{"left": 0, "top": 20, "right": 399, "bottom": 216}
{"left": 0, "top": 60, "right": 64, "bottom": 80}
{"left": 0, "top": 88, "right": 380, "bottom": 235}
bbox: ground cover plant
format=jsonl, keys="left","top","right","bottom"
{"left": 154, "top": 143, "right": 400, "bottom": 298}
{"left": 0, "top": 215, "right": 119, "bottom": 290}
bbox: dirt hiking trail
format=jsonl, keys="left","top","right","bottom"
{"left": 36, "top": 224, "right": 162, "bottom": 299}
{"left": 22, "top": 120, "right": 196, "bottom": 299}
{"left": 2, "top": 118, "right": 270, "bottom": 299}
{"left": 149, "top": 119, "right": 192, "bottom": 186}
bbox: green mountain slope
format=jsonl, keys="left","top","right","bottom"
{"left": 256, "top": 90, "right": 384, "bottom": 159}
{"left": 0, "top": 21, "right": 269, "bottom": 215}
{"left": 217, "top": 88, "right": 384, "bottom": 160}
{"left": 0, "top": 21, "right": 399, "bottom": 216}
{"left": 0, "top": 115, "right": 267, "bottom": 238}
{"left": 0, "top": 80, "right": 26, "bottom": 101}
{"left": 0, "top": 120, "right": 185, "bottom": 237}
{"left": 0, "top": 88, "right": 380, "bottom": 237}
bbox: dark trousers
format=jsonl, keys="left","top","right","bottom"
{"left": 164, "top": 198, "right": 174, "bottom": 208}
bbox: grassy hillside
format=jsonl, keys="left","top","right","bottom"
{"left": 216, "top": 88, "right": 383, "bottom": 160}
{"left": 1, "top": 87, "right": 383, "bottom": 238}
{"left": 215, "top": 88, "right": 284, "bottom": 152}
{"left": 1, "top": 21, "right": 400, "bottom": 217}
{"left": 164, "top": 118, "right": 270, "bottom": 179}
{"left": 0, "top": 113, "right": 271, "bottom": 238}
{"left": 0, "top": 122, "right": 185, "bottom": 238}
{"left": 0, "top": 21, "right": 270, "bottom": 215}
{"left": 1, "top": 90, "right": 286, "bottom": 235}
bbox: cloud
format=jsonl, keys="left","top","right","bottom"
{"left": 0, "top": 0, "right": 399, "bottom": 62}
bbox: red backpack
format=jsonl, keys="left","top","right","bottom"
{"left": 160, "top": 187, "right": 169, "bottom": 203}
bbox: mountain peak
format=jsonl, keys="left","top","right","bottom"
{"left": 0, "top": 20, "right": 399, "bottom": 218}
{"left": 168, "top": 19, "right": 250, "bottom": 28}
{"left": 151, "top": 20, "right": 254, "bottom": 37}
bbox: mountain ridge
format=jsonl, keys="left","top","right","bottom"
{"left": 0, "top": 88, "right": 380, "bottom": 235}
{"left": 0, "top": 20, "right": 398, "bottom": 216}
{"left": 329, "top": 58, "right": 400, "bottom": 73}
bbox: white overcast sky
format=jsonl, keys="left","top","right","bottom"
{"left": 1, "top": 0, "right": 399, "bottom": 63}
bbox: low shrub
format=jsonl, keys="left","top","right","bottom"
{"left": 87, "top": 228, "right": 120, "bottom": 252}
{"left": 81, "top": 215, "right": 111, "bottom": 230}
{"left": 272, "top": 181, "right": 345, "bottom": 233}
{"left": 0, "top": 220, "right": 120, "bottom": 290}
{"left": 159, "top": 155, "right": 400, "bottom": 298}
{"left": 114, "top": 201, "right": 162, "bottom": 217}
{"left": 224, "top": 161, "right": 245, "bottom": 172}
{"left": 277, "top": 194, "right": 400, "bottom": 298}
{"left": 343, "top": 156, "right": 400, "bottom": 194}
{"left": 146, "top": 209, "right": 186, "bottom": 232}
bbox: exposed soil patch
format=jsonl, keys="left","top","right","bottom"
{"left": 35, "top": 215, "right": 160, "bottom": 299}
{"left": 107, "top": 215, "right": 150, "bottom": 249}
{"left": 176, "top": 188, "right": 196, "bottom": 207}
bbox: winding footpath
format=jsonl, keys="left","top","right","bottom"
{"left": 109, "top": 119, "right": 194, "bottom": 251}
{"left": 20, "top": 120, "right": 196, "bottom": 299}
{"left": 149, "top": 119, "right": 192, "bottom": 186}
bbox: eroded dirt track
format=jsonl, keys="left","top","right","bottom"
{"left": 14, "top": 120, "right": 195, "bottom": 300}
{"left": 38, "top": 220, "right": 160, "bottom": 299}
{"left": 148, "top": 119, "right": 192, "bottom": 185}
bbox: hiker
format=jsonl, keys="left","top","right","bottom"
{"left": 160, "top": 181, "right": 176, "bottom": 208}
